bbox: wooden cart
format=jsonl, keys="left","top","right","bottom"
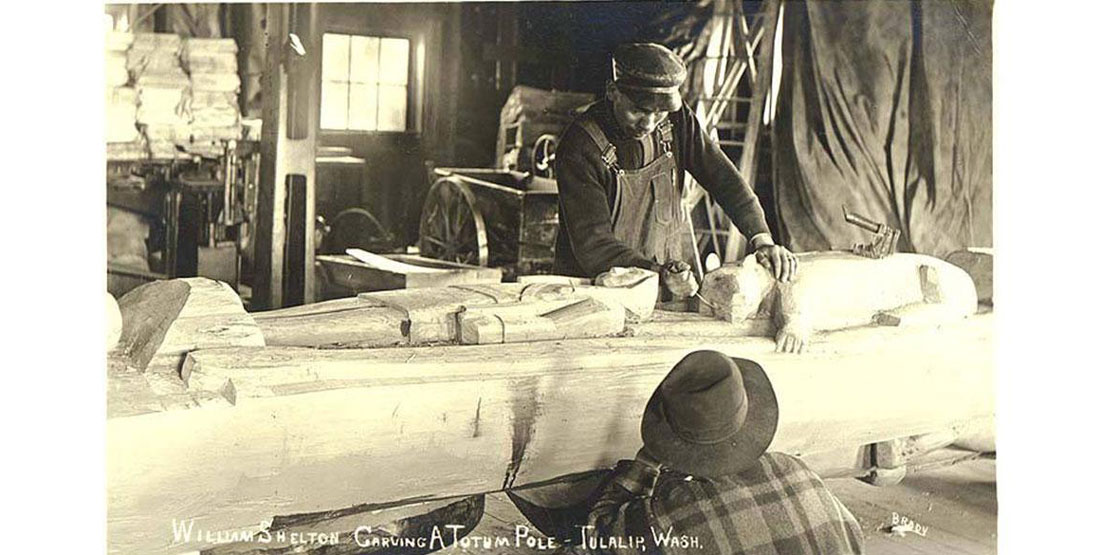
{"left": 418, "top": 167, "right": 559, "bottom": 278}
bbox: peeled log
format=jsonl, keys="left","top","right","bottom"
{"left": 109, "top": 313, "right": 992, "bottom": 554}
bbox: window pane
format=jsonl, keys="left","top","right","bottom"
{"left": 349, "top": 36, "right": 380, "bottom": 84}
{"left": 320, "top": 81, "right": 348, "bottom": 130}
{"left": 321, "top": 34, "right": 350, "bottom": 81}
{"left": 378, "top": 85, "right": 407, "bottom": 131}
{"left": 348, "top": 83, "right": 378, "bottom": 131}
{"left": 379, "top": 38, "right": 410, "bottom": 85}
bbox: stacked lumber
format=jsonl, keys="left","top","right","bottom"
{"left": 105, "top": 31, "right": 143, "bottom": 157}
{"left": 129, "top": 33, "right": 191, "bottom": 159}
{"left": 181, "top": 38, "right": 242, "bottom": 158}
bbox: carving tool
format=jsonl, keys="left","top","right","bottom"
{"left": 681, "top": 211, "right": 719, "bottom": 311}
{"left": 843, "top": 206, "right": 900, "bottom": 258}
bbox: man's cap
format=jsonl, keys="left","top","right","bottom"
{"left": 612, "top": 43, "right": 687, "bottom": 112}
{"left": 641, "top": 351, "right": 779, "bottom": 479}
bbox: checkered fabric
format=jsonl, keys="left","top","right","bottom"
{"left": 572, "top": 453, "right": 864, "bottom": 554}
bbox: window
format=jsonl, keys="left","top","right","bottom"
{"left": 321, "top": 33, "right": 410, "bottom": 131}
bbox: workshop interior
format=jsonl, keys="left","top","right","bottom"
{"left": 104, "top": 2, "right": 995, "bottom": 554}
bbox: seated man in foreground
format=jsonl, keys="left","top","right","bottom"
{"left": 572, "top": 351, "right": 864, "bottom": 554}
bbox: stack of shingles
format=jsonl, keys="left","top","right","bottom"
{"left": 129, "top": 33, "right": 191, "bottom": 160}
{"left": 181, "top": 38, "right": 242, "bottom": 158}
{"left": 106, "top": 31, "right": 144, "bottom": 160}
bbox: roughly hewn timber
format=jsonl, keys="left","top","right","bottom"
{"left": 109, "top": 313, "right": 992, "bottom": 554}
{"left": 116, "top": 278, "right": 265, "bottom": 373}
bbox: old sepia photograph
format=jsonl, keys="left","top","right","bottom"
{"left": 100, "top": 1, "right": 1000, "bottom": 553}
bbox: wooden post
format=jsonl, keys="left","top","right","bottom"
{"left": 253, "top": 3, "right": 319, "bottom": 310}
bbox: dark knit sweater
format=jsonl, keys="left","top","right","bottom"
{"left": 553, "top": 99, "right": 772, "bottom": 277}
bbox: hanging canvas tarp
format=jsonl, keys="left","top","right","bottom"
{"left": 773, "top": 0, "right": 992, "bottom": 257}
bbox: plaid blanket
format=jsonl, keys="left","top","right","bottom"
{"left": 568, "top": 453, "right": 864, "bottom": 554}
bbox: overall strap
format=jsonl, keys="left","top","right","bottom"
{"left": 577, "top": 117, "right": 621, "bottom": 172}
{"left": 577, "top": 116, "right": 625, "bottom": 226}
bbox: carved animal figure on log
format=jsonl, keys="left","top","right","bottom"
{"left": 699, "top": 252, "right": 978, "bottom": 353}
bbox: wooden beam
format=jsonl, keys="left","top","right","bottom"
{"left": 108, "top": 314, "right": 992, "bottom": 553}
{"left": 253, "top": 4, "right": 319, "bottom": 310}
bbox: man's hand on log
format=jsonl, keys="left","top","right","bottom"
{"left": 755, "top": 244, "right": 798, "bottom": 283}
{"left": 775, "top": 325, "right": 808, "bottom": 354}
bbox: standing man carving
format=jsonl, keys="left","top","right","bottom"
{"left": 554, "top": 43, "right": 797, "bottom": 298}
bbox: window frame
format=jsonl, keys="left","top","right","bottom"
{"left": 318, "top": 27, "right": 420, "bottom": 135}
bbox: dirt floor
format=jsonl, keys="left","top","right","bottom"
{"left": 439, "top": 456, "right": 997, "bottom": 554}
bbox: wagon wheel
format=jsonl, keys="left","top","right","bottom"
{"left": 320, "top": 207, "right": 394, "bottom": 254}
{"left": 419, "top": 177, "right": 489, "bottom": 266}
{"left": 532, "top": 134, "right": 558, "bottom": 179}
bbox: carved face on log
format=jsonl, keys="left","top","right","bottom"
{"left": 701, "top": 257, "right": 773, "bottom": 323}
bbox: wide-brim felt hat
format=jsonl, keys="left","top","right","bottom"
{"left": 612, "top": 43, "right": 686, "bottom": 112}
{"left": 641, "top": 351, "right": 779, "bottom": 479}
